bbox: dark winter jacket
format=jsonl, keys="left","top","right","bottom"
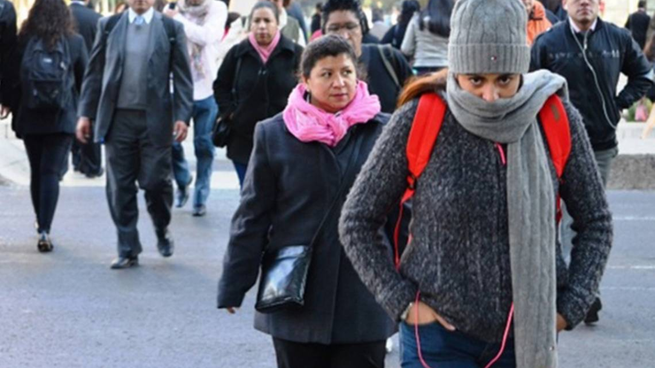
{"left": 531, "top": 18, "right": 653, "bottom": 151}
{"left": 339, "top": 95, "right": 613, "bottom": 343}
{"left": 70, "top": 2, "right": 102, "bottom": 53}
{"left": 11, "top": 34, "right": 88, "bottom": 136}
{"left": 217, "top": 113, "right": 397, "bottom": 344}
{"left": 213, "top": 36, "right": 302, "bottom": 164}
{"left": 544, "top": 4, "right": 566, "bottom": 25}
{"left": 360, "top": 44, "right": 413, "bottom": 114}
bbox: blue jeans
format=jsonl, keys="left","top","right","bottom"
{"left": 233, "top": 161, "right": 248, "bottom": 189}
{"left": 172, "top": 96, "right": 219, "bottom": 208}
{"left": 400, "top": 322, "right": 516, "bottom": 368}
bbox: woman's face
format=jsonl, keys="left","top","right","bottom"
{"left": 251, "top": 8, "right": 278, "bottom": 46}
{"left": 303, "top": 54, "right": 358, "bottom": 114}
{"left": 324, "top": 11, "right": 363, "bottom": 57}
{"left": 456, "top": 73, "right": 521, "bottom": 102}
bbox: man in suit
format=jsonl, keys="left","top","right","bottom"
{"left": 70, "top": 0, "right": 104, "bottom": 178}
{"left": 76, "top": 0, "right": 194, "bottom": 269}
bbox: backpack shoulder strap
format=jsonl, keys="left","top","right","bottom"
{"left": 539, "top": 94, "right": 571, "bottom": 179}
{"left": 538, "top": 94, "right": 571, "bottom": 224}
{"left": 405, "top": 93, "right": 447, "bottom": 197}
{"left": 377, "top": 45, "right": 401, "bottom": 88}
{"left": 102, "top": 14, "right": 122, "bottom": 46}
{"left": 393, "top": 93, "right": 447, "bottom": 268}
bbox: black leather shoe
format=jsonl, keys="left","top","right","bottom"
{"left": 192, "top": 205, "right": 207, "bottom": 217}
{"left": 37, "top": 232, "right": 53, "bottom": 253}
{"left": 584, "top": 297, "right": 602, "bottom": 325}
{"left": 84, "top": 167, "right": 104, "bottom": 179}
{"left": 175, "top": 177, "right": 193, "bottom": 208}
{"left": 110, "top": 256, "right": 139, "bottom": 269}
{"left": 156, "top": 229, "right": 175, "bottom": 257}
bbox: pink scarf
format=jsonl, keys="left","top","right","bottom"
{"left": 283, "top": 81, "right": 382, "bottom": 147}
{"left": 248, "top": 31, "right": 281, "bottom": 64}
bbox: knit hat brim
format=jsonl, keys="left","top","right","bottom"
{"left": 449, "top": 43, "right": 531, "bottom": 75}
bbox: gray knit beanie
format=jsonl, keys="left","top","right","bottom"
{"left": 448, "top": 0, "right": 530, "bottom": 75}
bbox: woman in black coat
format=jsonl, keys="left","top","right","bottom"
{"left": 8, "top": 0, "right": 88, "bottom": 252}
{"left": 217, "top": 35, "right": 397, "bottom": 368}
{"left": 213, "top": 1, "right": 302, "bottom": 187}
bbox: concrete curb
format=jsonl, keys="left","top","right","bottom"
{"left": 608, "top": 155, "right": 655, "bottom": 190}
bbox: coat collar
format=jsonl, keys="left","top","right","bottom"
{"left": 235, "top": 34, "right": 297, "bottom": 60}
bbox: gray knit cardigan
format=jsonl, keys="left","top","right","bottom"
{"left": 338, "top": 96, "right": 613, "bottom": 343}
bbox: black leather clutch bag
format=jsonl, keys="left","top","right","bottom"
{"left": 255, "top": 245, "right": 312, "bottom": 313}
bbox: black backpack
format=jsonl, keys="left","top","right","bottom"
{"left": 21, "top": 37, "right": 73, "bottom": 111}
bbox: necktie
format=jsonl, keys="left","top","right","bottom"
{"left": 134, "top": 15, "right": 145, "bottom": 26}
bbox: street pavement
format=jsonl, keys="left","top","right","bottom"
{"left": 0, "top": 185, "right": 654, "bottom": 368}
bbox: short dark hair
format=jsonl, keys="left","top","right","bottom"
{"left": 639, "top": 1, "right": 647, "bottom": 8}
{"left": 251, "top": 1, "right": 280, "bottom": 24}
{"left": 321, "top": 0, "right": 370, "bottom": 35}
{"left": 300, "top": 34, "right": 364, "bottom": 79}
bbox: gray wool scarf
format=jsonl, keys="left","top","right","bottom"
{"left": 447, "top": 70, "right": 568, "bottom": 368}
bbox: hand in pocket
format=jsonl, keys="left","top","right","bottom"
{"left": 405, "top": 301, "right": 456, "bottom": 331}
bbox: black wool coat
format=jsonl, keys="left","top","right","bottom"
{"left": 217, "top": 113, "right": 398, "bottom": 344}
{"left": 213, "top": 36, "right": 302, "bottom": 165}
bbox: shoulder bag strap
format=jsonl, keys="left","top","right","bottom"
{"left": 308, "top": 130, "right": 366, "bottom": 251}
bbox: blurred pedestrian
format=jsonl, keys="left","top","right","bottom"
{"left": 114, "top": 1, "right": 129, "bottom": 13}
{"left": 625, "top": 0, "right": 650, "bottom": 50}
{"left": 323, "top": 0, "right": 413, "bottom": 113}
{"left": 360, "top": 11, "right": 379, "bottom": 44}
{"left": 340, "top": 1, "right": 613, "bottom": 367}
{"left": 369, "top": 7, "right": 389, "bottom": 40}
{"left": 76, "top": 0, "right": 193, "bottom": 269}
{"left": 164, "top": 0, "right": 227, "bottom": 217}
{"left": 532, "top": 0, "right": 653, "bottom": 324}
{"left": 286, "top": 0, "right": 309, "bottom": 43}
{"left": 267, "top": 0, "right": 306, "bottom": 46}
{"left": 0, "top": 0, "right": 17, "bottom": 121}
{"left": 381, "top": 0, "right": 419, "bottom": 50}
{"left": 218, "top": 35, "right": 396, "bottom": 368}
{"left": 10, "top": 0, "right": 88, "bottom": 252}
{"left": 524, "top": 0, "right": 552, "bottom": 45}
{"left": 70, "top": 0, "right": 104, "bottom": 178}
{"left": 213, "top": 1, "right": 302, "bottom": 186}
{"left": 310, "top": 2, "right": 322, "bottom": 34}
{"left": 542, "top": 0, "right": 566, "bottom": 24}
{"left": 640, "top": 33, "right": 655, "bottom": 139}
{"left": 401, "top": 0, "right": 452, "bottom": 75}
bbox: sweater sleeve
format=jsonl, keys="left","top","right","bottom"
{"left": 338, "top": 100, "right": 420, "bottom": 321}
{"left": 556, "top": 101, "right": 614, "bottom": 329}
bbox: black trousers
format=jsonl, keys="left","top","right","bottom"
{"left": 272, "top": 338, "right": 386, "bottom": 368}
{"left": 23, "top": 133, "right": 73, "bottom": 233}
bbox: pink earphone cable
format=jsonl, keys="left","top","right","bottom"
{"left": 413, "top": 291, "right": 514, "bottom": 368}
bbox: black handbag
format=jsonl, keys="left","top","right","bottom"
{"left": 212, "top": 57, "right": 242, "bottom": 148}
{"left": 254, "top": 132, "right": 365, "bottom": 314}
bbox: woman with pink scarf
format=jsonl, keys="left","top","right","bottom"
{"left": 217, "top": 35, "right": 400, "bottom": 368}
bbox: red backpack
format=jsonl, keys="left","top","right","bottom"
{"left": 394, "top": 93, "right": 571, "bottom": 368}
{"left": 393, "top": 93, "right": 571, "bottom": 268}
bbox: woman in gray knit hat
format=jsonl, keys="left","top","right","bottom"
{"left": 338, "top": 0, "right": 613, "bottom": 367}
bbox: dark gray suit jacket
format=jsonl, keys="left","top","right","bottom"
{"left": 78, "top": 11, "right": 193, "bottom": 147}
